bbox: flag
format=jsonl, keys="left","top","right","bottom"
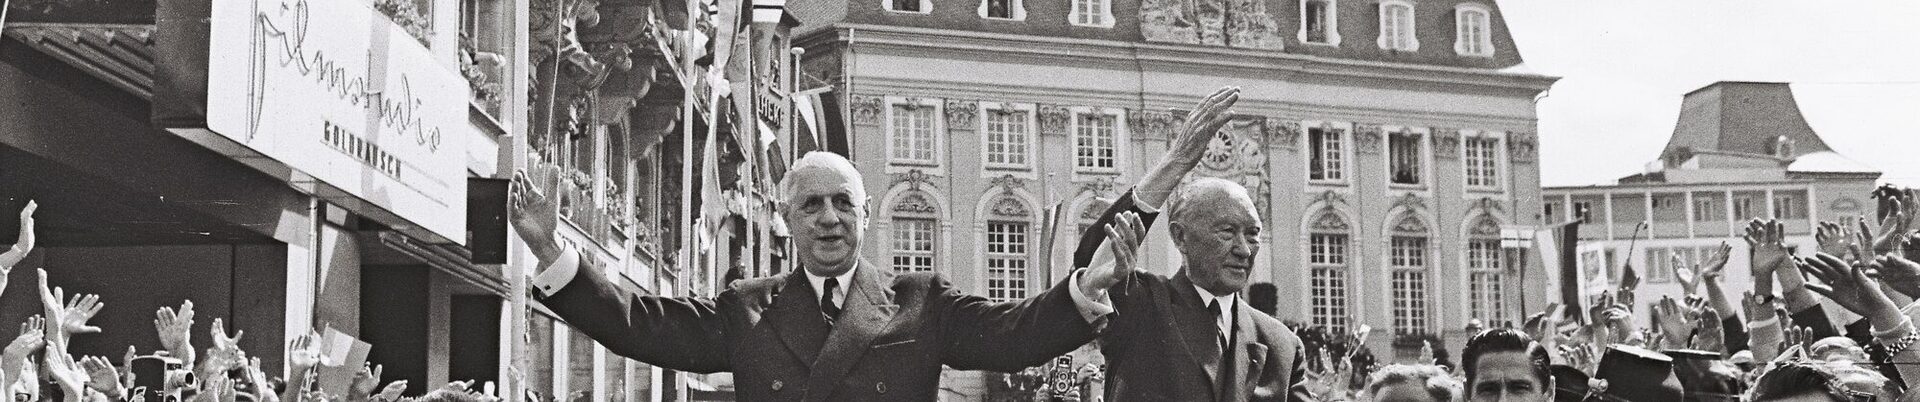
{"left": 792, "top": 88, "right": 828, "bottom": 154}
{"left": 1535, "top": 220, "right": 1584, "bottom": 324}
{"left": 1039, "top": 202, "right": 1072, "bottom": 285}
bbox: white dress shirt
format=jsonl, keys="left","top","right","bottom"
{"left": 806, "top": 264, "right": 857, "bottom": 309}
{"left": 1194, "top": 286, "right": 1236, "bottom": 337}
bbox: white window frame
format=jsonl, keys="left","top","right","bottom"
{"left": 882, "top": 0, "right": 932, "bottom": 14}
{"left": 1773, "top": 193, "right": 1806, "bottom": 219}
{"left": 1733, "top": 196, "right": 1760, "bottom": 221}
{"left": 1388, "top": 235, "right": 1431, "bottom": 336}
{"left": 1692, "top": 194, "right": 1721, "bottom": 223}
{"left": 979, "top": 102, "right": 1037, "bottom": 176}
{"left": 978, "top": 0, "right": 1026, "bottom": 20}
{"left": 890, "top": 217, "right": 938, "bottom": 273}
{"left": 1384, "top": 125, "right": 1431, "bottom": 189}
{"left": 1299, "top": 0, "right": 1341, "bottom": 46}
{"left": 884, "top": 96, "right": 945, "bottom": 172}
{"left": 1069, "top": 0, "right": 1115, "bottom": 27}
{"left": 1305, "top": 120, "right": 1353, "bottom": 186}
{"left": 1465, "top": 237, "right": 1506, "bottom": 325}
{"left": 1461, "top": 130, "right": 1507, "bottom": 193}
{"left": 1453, "top": 3, "right": 1494, "bottom": 57}
{"left": 983, "top": 220, "right": 1031, "bottom": 302}
{"left": 1308, "top": 232, "right": 1352, "bottom": 330}
{"left": 1070, "top": 107, "right": 1128, "bottom": 174}
{"left": 1376, "top": 0, "right": 1419, "bottom": 52}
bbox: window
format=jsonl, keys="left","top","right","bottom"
{"left": 1732, "top": 196, "right": 1760, "bottom": 220}
{"left": 1467, "top": 238, "right": 1506, "bottom": 325}
{"left": 1073, "top": 111, "right": 1120, "bottom": 171}
{"left": 1463, "top": 135, "right": 1501, "bottom": 189}
{"left": 983, "top": 107, "right": 1031, "bottom": 169}
{"left": 1309, "top": 125, "right": 1347, "bottom": 182}
{"left": 1572, "top": 201, "right": 1593, "bottom": 223}
{"left": 985, "top": 222, "right": 1030, "bottom": 302}
{"left": 891, "top": 218, "right": 937, "bottom": 273}
{"left": 1543, "top": 202, "right": 1559, "bottom": 221}
{"left": 1652, "top": 195, "right": 1684, "bottom": 222}
{"left": 979, "top": 0, "right": 1024, "bottom": 19}
{"left": 1070, "top": 0, "right": 1113, "bottom": 27}
{"left": 568, "top": 330, "right": 596, "bottom": 402}
{"left": 887, "top": 101, "right": 939, "bottom": 165}
{"left": 885, "top": 0, "right": 930, "bottom": 13}
{"left": 1309, "top": 233, "right": 1351, "bottom": 329}
{"left": 1454, "top": 4, "right": 1493, "bottom": 56}
{"left": 1692, "top": 195, "right": 1721, "bottom": 222}
{"left": 1388, "top": 130, "right": 1424, "bottom": 186}
{"left": 1389, "top": 236, "right": 1430, "bottom": 335}
{"left": 1774, "top": 193, "right": 1807, "bottom": 219}
{"left": 1301, "top": 0, "right": 1339, "bottom": 45}
{"left": 1377, "top": 1, "right": 1417, "bottom": 51}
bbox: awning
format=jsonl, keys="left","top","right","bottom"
{"left": 2, "top": 23, "right": 155, "bottom": 98}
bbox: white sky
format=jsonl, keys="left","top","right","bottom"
{"left": 1497, "top": 0, "right": 1920, "bottom": 187}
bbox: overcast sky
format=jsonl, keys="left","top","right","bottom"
{"left": 1497, "top": 0, "right": 1920, "bottom": 187}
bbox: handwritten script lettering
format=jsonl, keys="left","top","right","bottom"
{"left": 251, "top": 0, "right": 445, "bottom": 152}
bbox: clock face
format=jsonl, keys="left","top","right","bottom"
{"left": 1203, "top": 130, "right": 1236, "bottom": 170}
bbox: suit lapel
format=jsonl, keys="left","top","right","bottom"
{"left": 1225, "top": 298, "right": 1264, "bottom": 402}
{"left": 768, "top": 272, "right": 832, "bottom": 365}
{"left": 802, "top": 262, "right": 899, "bottom": 401}
{"left": 1168, "top": 274, "right": 1222, "bottom": 395}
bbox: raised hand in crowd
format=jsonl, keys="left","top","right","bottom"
{"left": 1651, "top": 296, "right": 1696, "bottom": 349}
{"left": 1692, "top": 308, "right": 1726, "bottom": 352}
{"left": 0, "top": 200, "right": 38, "bottom": 293}
{"left": 285, "top": 332, "right": 325, "bottom": 402}
{"left": 1872, "top": 254, "right": 1920, "bottom": 300}
{"left": 1798, "top": 253, "right": 1898, "bottom": 327}
{"left": 199, "top": 318, "right": 246, "bottom": 378}
{"left": 45, "top": 346, "right": 91, "bottom": 402}
{"left": 80, "top": 355, "right": 122, "bottom": 400}
{"left": 155, "top": 300, "right": 197, "bottom": 368}
{"left": 1744, "top": 219, "right": 1792, "bottom": 297}
{"left": 2, "top": 315, "right": 46, "bottom": 397}
{"left": 39, "top": 269, "right": 105, "bottom": 348}
{"left": 375, "top": 378, "right": 410, "bottom": 402}
{"left": 348, "top": 364, "right": 386, "bottom": 402}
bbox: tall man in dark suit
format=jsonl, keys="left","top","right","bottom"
{"left": 1074, "top": 87, "right": 1307, "bottom": 402}
{"left": 509, "top": 150, "right": 1131, "bottom": 401}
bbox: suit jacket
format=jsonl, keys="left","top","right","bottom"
{"left": 536, "top": 258, "right": 1096, "bottom": 401}
{"left": 1076, "top": 191, "right": 1307, "bottom": 402}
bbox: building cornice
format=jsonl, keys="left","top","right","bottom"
{"left": 797, "top": 23, "right": 1560, "bottom": 94}
{"left": 1542, "top": 178, "right": 1878, "bottom": 194}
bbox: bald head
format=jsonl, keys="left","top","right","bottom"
{"left": 1167, "top": 177, "right": 1258, "bottom": 225}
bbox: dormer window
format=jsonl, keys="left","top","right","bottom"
{"left": 885, "top": 0, "right": 929, "bottom": 14}
{"left": 1454, "top": 3, "right": 1494, "bottom": 56}
{"left": 1377, "top": 0, "right": 1417, "bottom": 51}
{"left": 1070, "top": 0, "right": 1114, "bottom": 27}
{"left": 1300, "top": 0, "right": 1340, "bottom": 45}
{"left": 979, "top": 0, "right": 1025, "bottom": 20}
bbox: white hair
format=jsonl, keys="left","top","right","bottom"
{"left": 778, "top": 151, "right": 868, "bottom": 205}
{"left": 1164, "top": 177, "right": 1256, "bottom": 223}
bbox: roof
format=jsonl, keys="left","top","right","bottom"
{"left": 1, "top": 23, "right": 156, "bottom": 98}
{"left": 1658, "top": 81, "right": 1833, "bottom": 162}
{"left": 1787, "top": 151, "right": 1877, "bottom": 174}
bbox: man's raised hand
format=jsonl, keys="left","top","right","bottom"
{"left": 0, "top": 200, "right": 37, "bottom": 278}
{"left": 509, "top": 169, "right": 564, "bottom": 264}
{"left": 155, "top": 300, "right": 196, "bottom": 367}
{"left": 1082, "top": 211, "right": 1146, "bottom": 298}
{"left": 1167, "top": 87, "right": 1241, "bottom": 167}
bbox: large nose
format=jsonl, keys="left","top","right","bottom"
{"left": 1230, "top": 234, "right": 1256, "bottom": 258}
{"left": 814, "top": 206, "right": 843, "bottom": 228}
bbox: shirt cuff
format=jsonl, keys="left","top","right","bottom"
{"left": 1128, "top": 191, "right": 1161, "bottom": 214}
{"left": 1068, "top": 269, "right": 1116, "bottom": 323}
{"left": 532, "top": 246, "right": 582, "bottom": 298}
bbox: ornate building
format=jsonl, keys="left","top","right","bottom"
{"left": 790, "top": 0, "right": 1555, "bottom": 398}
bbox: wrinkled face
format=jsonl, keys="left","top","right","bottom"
{"left": 1171, "top": 187, "right": 1262, "bottom": 296}
{"left": 1468, "top": 352, "right": 1549, "bottom": 402}
{"left": 783, "top": 167, "right": 867, "bottom": 276}
{"left": 1372, "top": 383, "right": 1442, "bottom": 402}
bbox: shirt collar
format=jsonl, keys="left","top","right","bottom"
{"left": 806, "top": 263, "right": 858, "bottom": 304}
{"left": 1193, "top": 284, "right": 1236, "bottom": 309}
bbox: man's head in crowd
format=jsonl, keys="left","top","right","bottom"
{"left": 1165, "top": 178, "right": 1262, "bottom": 296}
{"left": 1461, "top": 328, "right": 1552, "bottom": 402}
{"left": 1367, "top": 364, "right": 1462, "bottom": 402}
{"left": 1750, "top": 361, "right": 1892, "bottom": 402}
{"left": 779, "top": 152, "right": 869, "bottom": 277}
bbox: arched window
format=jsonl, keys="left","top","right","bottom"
{"left": 1466, "top": 215, "right": 1507, "bottom": 325}
{"left": 1307, "top": 210, "right": 1353, "bottom": 329}
{"left": 1388, "top": 213, "right": 1431, "bottom": 336}
{"left": 983, "top": 196, "right": 1035, "bottom": 302}
{"left": 889, "top": 191, "right": 940, "bottom": 273}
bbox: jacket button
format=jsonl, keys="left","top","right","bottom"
{"left": 875, "top": 382, "right": 887, "bottom": 394}
{"left": 771, "top": 380, "right": 784, "bottom": 391}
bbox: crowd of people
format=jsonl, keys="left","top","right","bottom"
{"left": 0, "top": 201, "right": 504, "bottom": 402}
{"left": 1282, "top": 185, "right": 1920, "bottom": 402}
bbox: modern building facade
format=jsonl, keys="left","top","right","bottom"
{"left": 1543, "top": 81, "right": 1883, "bottom": 328}
{"left": 789, "top": 0, "right": 1557, "bottom": 397}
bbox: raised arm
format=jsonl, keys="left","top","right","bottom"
{"left": 510, "top": 169, "right": 731, "bottom": 373}
{"left": 1071, "top": 86, "right": 1240, "bottom": 270}
{"left": 0, "top": 200, "right": 38, "bottom": 295}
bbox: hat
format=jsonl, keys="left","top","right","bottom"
{"left": 1549, "top": 365, "right": 1589, "bottom": 402}
{"left": 1666, "top": 349, "right": 1744, "bottom": 401}
{"left": 1728, "top": 350, "right": 1754, "bottom": 365}
{"left": 1593, "top": 345, "right": 1684, "bottom": 402}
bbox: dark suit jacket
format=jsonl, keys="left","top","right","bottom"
{"left": 1076, "top": 191, "right": 1307, "bottom": 402}
{"left": 536, "top": 257, "right": 1096, "bottom": 401}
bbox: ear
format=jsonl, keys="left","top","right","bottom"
{"left": 1168, "top": 221, "right": 1188, "bottom": 249}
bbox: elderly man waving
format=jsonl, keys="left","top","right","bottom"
{"left": 1077, "top": 87, "right": 1308, "bottom": 402}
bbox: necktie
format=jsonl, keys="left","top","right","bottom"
{"left": 821, "top": 277, "right": 842, "bottom": 323}
{"left": 1207, "top": 299, "right": 1227, "bottom": 352}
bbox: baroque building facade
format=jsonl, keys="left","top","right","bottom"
{"left": 790, "top": 0, "right": 1556, "bottom": 398}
